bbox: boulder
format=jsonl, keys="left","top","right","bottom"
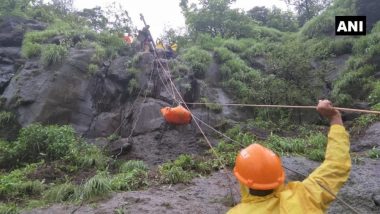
{"left": 353, "top": 102, "right": 370, "bottom": 110}
{"left": 373, "top": 194, "right": 380, "bottom": 207}
{"left": 0, "top": 16, "right": 46, "bottom": 47}
{"left": 351, "top": 122, "right": 380, "bottom": 152}
{"left": 2, "top": 49, "right": 96, "bottom": 134}
{"left": 374, "top": 72, "right": 380, "bottom": 79}
{"left": 107, "top": 56, "right": 130, "bottom": 84}
{"left": 0, "top": 47, "right": 22, "bottom": 93}
{"left": 107, "top": 138, "right": 132, "bottom": 156}
{"left": 127, "top": 98, "right": 167, "bottom": 136}
{"left": 87, "top": 112, "right": 121, "bottom": 138}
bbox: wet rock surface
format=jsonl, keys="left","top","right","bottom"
{"left": 351, "top": 122, "right": 380, "bottom": 152}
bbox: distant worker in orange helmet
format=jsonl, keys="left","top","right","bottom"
{"left": 228, "top": 99, "right": 351, "bottom": 214}
{"left": 123, "top": 33, "right": 133, "bottom": 44}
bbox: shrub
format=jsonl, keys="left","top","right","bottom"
{"left": 88, "top": 64, "right": 99, "bottom": 75}
{"left": 43, "top": 182, "right": 76, "bottom": 202}
{"left": 213, "top": 47, "right": 236, "bottom": 64}
{"left": 8, "top": 124, "right": 77, "bottom": 166}
{"left": 95, "top": 32, "right": 124, "bottom": 58}
{"left": 240, "top": 43, "right": 266, "bottom": 61}
{"left": 127, "top": 78, "right": 139, "bottom": 95}
{"left": 181, "top": 47, "right": 212, "bottom": 79}
{"left": 0, "top": 164, "right": 40, "bottom": 199}
{"left": 369, "top": 81, "right": 380, "bottom": 104}
{"left": 21, "top": 42, "right": 42, "bottom": 58}
{"left": 223, "top": 40, "right": 245, "bottom": 53}
{"left": 330, "top": 38, "right": 353, "bottom": 55}
{"left": 41, "top": 44, "right": 68, "bottom": 67}
{"left": 0, "top": 111, "right": 20, "bottom": 140}
{"left": 81, "top": 172, "right": 112, "bottom": 201}
{"left": 194, "top": 34, "right": 224, "bottom": 51}
{"left": 0, "top": 203, "right": 19, "bottom": 214}
{"left": 119, "top": 160, "right": 148, "bottom": 173}
{"left": 158, "top": 165, "right": 193, "bottom": 184}
{"left": 111, "top": 169, "right": 148, "bottom": 191}
{"left": 74, "top": 144, "right": 109, "bottom": 170}
{"left": 75, "top": 40, "right": 93, "bottom": 49}
{"left": 200, "top": 97, "right": 222, "bottom": 113}
{"left": 91, "top": 44, "right": 106, "bottom": 63}
{"left": 368, "top": 147, "right": 380, "bottom": 159}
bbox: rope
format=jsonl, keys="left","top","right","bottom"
{"left": 155, "top": 59, "right": 240, "bottom": 203}
{"left": 139, "top": 20, "right": 360, "bottom": 211}
{"left": 187, "top": 102, "right": 380, "bottom": 115}
{"left": 114, "top": 64, "right": 155, "bottom": 159}
{"left": 196, "top": 110, "right": 361, "bottom": 213}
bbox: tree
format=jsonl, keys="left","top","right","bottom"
{"left": 247, "top": 6, "right": 270, "bottom": 24}
{"left": 77, "top": 7, "right": 108, "bottom": 32}
{"left": 248, "top": 6, "right": 298, "bottom": 32}
{"left": 51, "top": 0, "right": 73, "bottom": 14}
{"left": 283, "top": 0, "right": 332, "bottom": 26}
{"left": 181, "top": 0, "right": 252, "bottom": 38}
{"left": 104, "top": 2, "right": 132, "bottom": 34}
{"left": 0, "top": 0, "right": 35, "bottom": 16}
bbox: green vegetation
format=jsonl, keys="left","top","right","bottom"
{"left": 199, "top": 97, "right": 222, "bottom": 113}
{"left": 88, "top": 63, "right": 99, "bottom": 75}
{"left": 81, "top": 172, "right": 112, "bottom": 201}
{"left": 181, "top": 47, "right": 212, "bottom": 79}
{"left": 368, "top": 147, "right": 380, "bottom": 159}
{"left": 43, "top": 182, "right": 76, "bottom": 203}
{"left": 1, "top": 124, "right": 77, "bottom": 166}
{"left": 41, "top": 44, "right": 68, "bottom": 67}
{"left": 158, "top": 154, "right": 213, "bottom": 184}
{"left": 119, "top": 160, "right": 148, "bottom": 173}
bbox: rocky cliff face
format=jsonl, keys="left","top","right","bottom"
{"left": 0, "top": 17, "right": 231, "bottom": 163}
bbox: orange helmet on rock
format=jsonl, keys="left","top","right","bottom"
{"left": 234, "top": 143, "right": 285, "bottom": 190}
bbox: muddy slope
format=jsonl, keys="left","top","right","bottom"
{"left": 26, "top": 156, "right": 380, "bottom": 214}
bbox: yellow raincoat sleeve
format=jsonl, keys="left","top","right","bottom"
{"left": 302, "top": 124, "right": 351, "bottom": 210}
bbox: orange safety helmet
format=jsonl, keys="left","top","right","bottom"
{"left": 234, "top": 143, "right": 285, "bottom": 190}
{"left": 160, "top": 105, "right": 192, "bottom": 125}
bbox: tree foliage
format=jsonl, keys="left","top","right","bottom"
{"left": 283, "top": 0, "right": 333, "bottom": 26}
{"left": 248, "top": 6, "right": 298, "bottom": 32}
{"left": 77, "top": 7, "right": 108, "bottom": 32}
{"left": 181, "top": 0, "right": 253, "bottom": 38}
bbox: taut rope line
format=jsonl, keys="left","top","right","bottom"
{"left": 186, "top": 102, "right": 380, "bottom": 114}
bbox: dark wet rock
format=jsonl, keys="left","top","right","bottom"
{"left": 126, "top": 128, "right": 208, "bottom": 166}
{"left": 107, "top": 56, "right": 130, "bottom": 84}
{"left": 372, "top": 194, "right": 380, "bottom": 207}
{"left": 107, "top": 138, "right": 132, "bottom": 156}
{"left": 124, "top": 98, "right": 167, "bottom": 136}
{"left": 2, "top": 49, "right": 96, "bottom": 134}
{"left": 0, "top": 16, "right": 46, "bottom": 47}
{"left": 351, "top": 122, "right": 380, "bottom": 152}
{"left": 342, "top": 102, "right": 370, "bottom": 122}
{"left": 86, "top": 112, "right": 120, "bottom": 138}
{"left": 0, "top": 47, "right": 22, "bottom": 93}
{"left": 374, "top": 72, "right": 380, "bottom": 79}
{"left": 353, "top": 102, "right": 370, "bottom": 110}
{"left": 86, "top": 137, "right": 109, "bottom": 149}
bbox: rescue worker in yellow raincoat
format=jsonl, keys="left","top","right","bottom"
{"left": 228, "top": 99, "right": 351, "bottom": 214}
